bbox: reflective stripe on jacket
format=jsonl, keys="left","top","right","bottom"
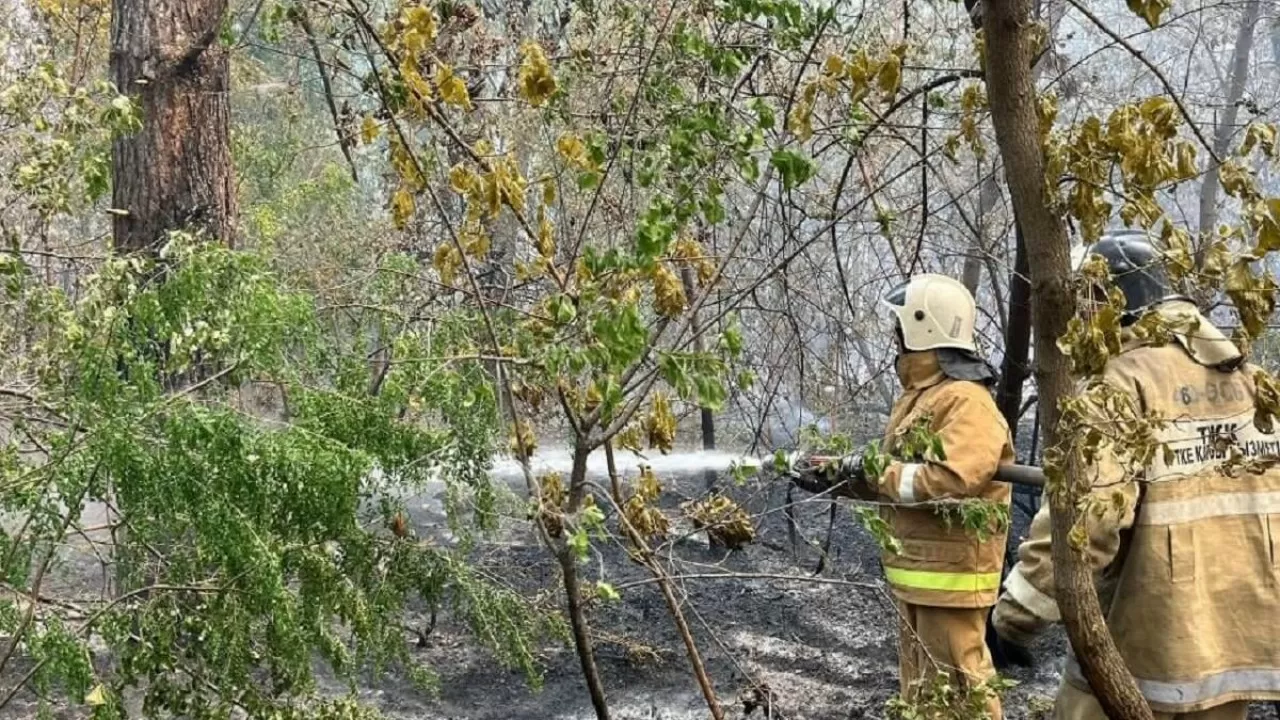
{"left": 878, "top": 350, "right": 1015, "bottom": 608}
{"left": 992, "top": 302, "right": 1280, "bottom": 713}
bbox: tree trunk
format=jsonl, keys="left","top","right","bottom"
{"left": 678, "top": 266, "right": 716, "bottom": 453}
{"left": 962, "top": 171, "right": 1002, "bottom": 294}
{"left": 563, "top": 442, "right": 611, "bottom": 720}
{"left": 1196, "top": 0, "right": 1261, "bottom": 251}
{"left": 995, "top": 223, "right": 1032, "bottom": 439}
{"left": 981, "top": 1, "right": 1153, "bottom": 718}
{"left": 111, "top": 0, "right": 236, "bottom": 253}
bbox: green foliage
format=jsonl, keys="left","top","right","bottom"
{"left": 933, "top": 498, "right": 1012, "bottom": 543}
{"left": 769, "top": 150, "right": 816, "bottom": 191}
{"left": 0, "top": 236, "right": 559, "bottom": 716}
{"left": 0, "top": 61, "right": 139, "bottom": 219}
{"left": 852, "top": 506, "right": 901, "bottom": 554}
{"left": 886, "top": 670, "right": 1014, "bottom": 720}
{"left": 894, "top": 415, "right": 947, "bottom": 464}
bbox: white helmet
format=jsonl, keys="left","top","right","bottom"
{"left": 883, "top": 274, "right": 978, "bottom": 353}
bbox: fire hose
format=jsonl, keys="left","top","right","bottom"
{"left": 780, "top": 458, "right": 1045, "bottom": 574}
{"left": 795, "top": 457, "right": 1046, "bottom": 491}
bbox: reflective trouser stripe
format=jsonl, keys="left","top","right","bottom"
{"left": 1003, "top": 566, "right": 1060, "bottom": 622}
{"left": 898, "top": 463, "right": 920, "bottom": 503}
{"left": 1067, "top": 656, "right": 1280, "bottom": 708}
{"left": 884, "top": 567, "right": 1001, "bottom": 593}
{"left": 1137, "top": 490, "right": 1280, "bottom": 525}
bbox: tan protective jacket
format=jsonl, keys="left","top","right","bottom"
{"left": 877, "top": 350, "right": 1015, "bottom": 608}
{"left": 993, "top": 302, "right": 1280, "bottom": 713}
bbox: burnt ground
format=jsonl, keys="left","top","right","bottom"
{"left": 6, "top": 459, "right": 1280, "bottom": 720}
{"left": 326, "top": 462, "right": 1278, "bottom": 720}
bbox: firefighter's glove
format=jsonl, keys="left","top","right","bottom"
{"left": 788, "top": 453, "right": 875, "bottom": 500}
{"left": 835, "top": 453, "right": 878, "bottom": 500}
{"left": 986, "top": 611, "right": 1035, "bottom": 670}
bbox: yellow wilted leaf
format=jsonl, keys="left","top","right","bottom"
{"left": 1219, "top": 160, "right": 1258, "bottom": 201}
{"left": 390, "top": 136, "right": 424, "bottom": 191}
{"left": 644, "top": 393, "right": 677, "bottom": 454}
{"left": 846, "top": 49, "right": 875, "bottom": 86}
{"left": 400, "top": 5, "right": 438, "bottom": 54}
{"left": 786, "top": 94, "right": 816, "bottom": 142}
{"left": 536, "top": 207, "right": 555, "bottom": 258}
{"left": 617, "top": 424, "right": 643, "bottom": 452}
{"left": 449, "top": 163, "right": 478, "bottom": 194}
{"left": 556, "top": 133, "right": 594, "bottom": 170}
{"left": 517, "top": 40, "right": 557, "bottom": 107}
{"left": 1138, "top": 96, "right": 1178, "bottom": 134}
{"left": 876, "top": 51, "right": 902, "bottom": 98}
{"left": 510, "top": 419, "right": 537, "bottom": 457}
{"left": 400, "top": 57, "right": 431, "bottom": 99}
{"left": 1202, "top": 238, "right": 1231, "bottom": 279}
{"left": 1175, "top": 142, "right": 1198, "bottom": 180}
{"left": 460, "top": 225, "right": 490, "bottom": 259}
{"left": 1253, "top": 198, "right": 1280, "bottom": 254}
{"left": 491, "top": 155, "right": 528, "bottom": 215}
{"left": 361, "top": 115, "right": 380, "bottom": 145}
{"left": 1240, "top": 122, "right": 1278, "bottom": 158}
{"left": 433, "top": 243, "right": 462, "bottom": 285}
{"left": 86, "top": 684, "right": 107, "bottom": 706}
{"left": 651, "top": 264, "right": 687, "bottom": 318}
{"left": 391, "top": 187, "right": 415, "bottom": 229}
{"left": 1037, "top": 93, "right": 1058, "bottom": 138}
{"left": 435, "top": 64, "right": 473, "bottom": 110}
{"left": 1126, "top": 0, "right": 1171, "bottom": 29}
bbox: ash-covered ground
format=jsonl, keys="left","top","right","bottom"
{"left": 337, "top": 448, "right": 1275, "bottom": 720}
{"left": 7, "top": 444, "right": 1280, "bottom": 720}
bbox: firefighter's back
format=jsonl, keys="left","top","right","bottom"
{"left": 1099, "top": 340, "right": 1280, "bottom": 713}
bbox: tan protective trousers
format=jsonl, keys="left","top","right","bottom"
{"left": 897, "top": 601, "right": 1002, "bottom": 720}
{"left": 1053, "top": 681, "right": 1248, "bottom": 720}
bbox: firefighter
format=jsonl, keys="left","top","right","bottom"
{"left": 792, "top": 273, "right": 1014, "bottom": 718}
{"left": 989, "top": 230, "right": 1280, "bottom": 718}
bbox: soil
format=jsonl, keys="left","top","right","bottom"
{"left": 336, "top": 458, "right": 1277, "bottom": 720}
{"left": 7, "top": 455, "right": 1280, "bottom": 720}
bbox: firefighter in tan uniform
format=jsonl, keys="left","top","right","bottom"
{"left": 990, "top": 231, "right": 1280, "bottom": 719}
{"left": 793, "top": 274, "right": 1014, "bottom": 718}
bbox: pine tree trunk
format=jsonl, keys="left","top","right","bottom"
{"left": 981, "top": 1, "right": 1152, "bottom": 717}
{"left": 110, "top": 0, "right": 236, "bottom": 253}
{"left": 108, "top": 0, "right": 234, "bottom": 602}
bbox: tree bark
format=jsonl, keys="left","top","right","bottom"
{"left": 111, "top": 0, "right": 236, "bottom": 253}
{"left": 679, "top": 265, "right": 717, "bottom": 488}
{"left": 962, "top": 172, "right": 1002, "bottom": 294}
{"left": 981, "top": 1, "right": 1153, "bottom": 718}
{"left": 1196, "top": 0, "right": 1261, "bottom": 248}
{"left": 995, "top": 223, "right": 1032, "bottom": 439}
{"left": 563, "top": 442, "right": 611, "bottom": 720}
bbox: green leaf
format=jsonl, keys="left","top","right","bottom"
{"left": 770, "top": 150, "right": 816, "bottom": 191}
{"left": 569, "top": 528, "right": 590, "bottom": 563}
{"left": 718, "top": 321, "right": 744, "bottom": 358}
{"left": 549, "top": 294, "right": 578, "bottom": 325}
{"left": 752, "top": 99, "right": 776, "bottom": 130}
{"left": 595, "top": 581, "right": 620, "bottom": 602}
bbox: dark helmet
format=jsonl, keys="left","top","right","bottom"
{"left": 1072, "top": 229, "right": 1189, "bottom": 323}
{"left": 963, "top": 0, "right": 983, "bottom": 28}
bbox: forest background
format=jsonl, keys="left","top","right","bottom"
{"left": 1, "top": 0, "right": 1280, "bottom": 718}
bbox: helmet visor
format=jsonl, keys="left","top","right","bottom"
{"left": 883, "top": 281, "right": 910, "bottom": 308}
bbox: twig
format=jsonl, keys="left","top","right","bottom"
{"left": 294, "top": 7, "right": 360, "bottom": 183}
{"left": 1064, "top": 0, "right": 1219, "bottom": 165}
